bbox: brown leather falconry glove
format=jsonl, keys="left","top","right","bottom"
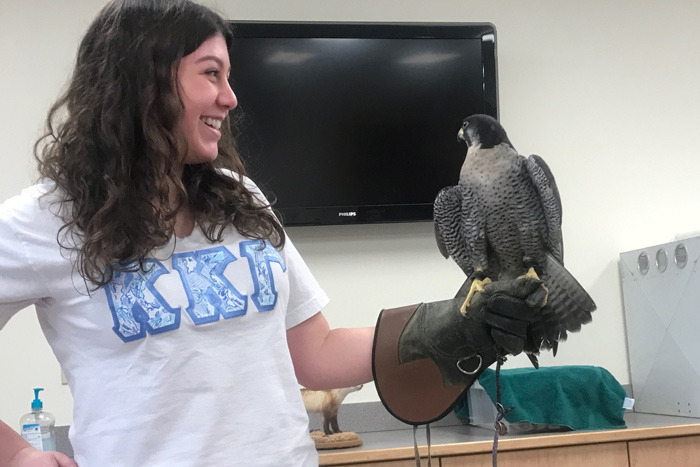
{"left": 372, "top": 276, "right": 546, "bottom": 425}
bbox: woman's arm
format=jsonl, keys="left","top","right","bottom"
{"left": 0, "top": 419, "right": 78, "bottom": 466}
{"left": 287, "top": 312, "right": 374, "bottom": 390}
{"left": 0, "top": 419, "right": 31, "bottom": 465}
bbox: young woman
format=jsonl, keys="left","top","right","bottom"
{"left": 0, "top": 1, "right": 540, "bottom": 465}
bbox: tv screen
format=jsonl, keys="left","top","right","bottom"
{"left": 228, "top": 22, "right": 498, "bottom": 226}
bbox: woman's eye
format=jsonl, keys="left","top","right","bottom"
{"left": 206, "top": 69, "right": 219, "bottom": 77}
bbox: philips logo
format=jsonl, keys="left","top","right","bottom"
{"left": 338, "top": 211, "right": 357, "bottom": 217}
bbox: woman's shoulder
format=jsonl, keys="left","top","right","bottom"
{"left": 216, "top": 168, "right": 267, "bottom": 203}
{"left": 0, "top": 179, "right": 66, "bottom": 226}
{"left": 217, "top": 168, "right": 256, "bottom": 189}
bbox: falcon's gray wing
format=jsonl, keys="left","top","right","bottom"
{"left": 525, "top": 156, "right": 595, "bottom": 355}
{"left": 525, "top": 154, "right": 563, "bottom": 264}
{"left": 433, "top": 186, "right": 475, "bottom": 277}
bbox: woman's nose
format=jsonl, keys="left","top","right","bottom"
{"left": 220, "top": 80, "right": 237, "bottom": 110}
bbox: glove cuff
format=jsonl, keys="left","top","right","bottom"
{"left": 372, "top": 301, "right": 497, "bottom": 425}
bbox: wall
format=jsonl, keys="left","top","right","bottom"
{"left": 1, "top": 0, "right": 699, "bottom": 429}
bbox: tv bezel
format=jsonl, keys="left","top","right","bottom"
{"left": 228, "top": 21, "right": 499, "bottom": 226}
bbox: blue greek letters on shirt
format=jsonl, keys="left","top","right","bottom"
{"left": 105, "top": 259, "right": 180, "bottom": 342}
{"left": 172, "top": 246, "right": 247, "bottom": 325}
{"left": 240, "top": 240, "right": 286, "bottom": 312}
{"left": 104, "top": 241, "right": 285, "bottom": 342}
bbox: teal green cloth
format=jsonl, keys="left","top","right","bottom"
{"left": 460, "top": 365, "right": 627, "bottom": 431}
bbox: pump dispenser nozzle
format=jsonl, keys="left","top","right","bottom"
{"left": 31, "top": 388, "right": 44, "bottom": 410}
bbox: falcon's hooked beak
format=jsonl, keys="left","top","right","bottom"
{"left": 457, "top": 127, "right": 466, "bottom": 142}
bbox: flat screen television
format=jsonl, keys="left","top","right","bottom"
{"left": 228, "top": 21, "right": 498, "bottom": 226}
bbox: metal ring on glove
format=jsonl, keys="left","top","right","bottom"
{"left": 495, "top": 420, "right": 508, "bottom": 436}
{"left": 456, "top": 354, "right": 483, "bottom": 375}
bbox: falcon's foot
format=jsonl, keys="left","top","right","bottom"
{"left": 519, "top": 267, "right": 548, "bottom": 305}
{"left": 460, "top": 277, "right": 492, "bottom": 316}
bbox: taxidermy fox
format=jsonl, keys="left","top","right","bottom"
{"left": 301, "top": 385, "right": 363, "bottom": 435}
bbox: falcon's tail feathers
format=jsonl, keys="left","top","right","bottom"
{"left": 527, "top": 253, "right": 596, "bottom": 353}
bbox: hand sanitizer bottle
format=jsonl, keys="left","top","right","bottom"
{"left": 19, "top": 388, "right": 56, "bottom": 452}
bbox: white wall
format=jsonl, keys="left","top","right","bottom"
{"left": 2, "top": 0, "right": 700, "bottom": 429}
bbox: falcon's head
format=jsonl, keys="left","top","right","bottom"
{"left": 457, "top": 114, "right": 514, "bottom": 150}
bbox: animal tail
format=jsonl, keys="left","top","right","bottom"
{"left": 528, "top": 253, "right": 596, "bottom": 355}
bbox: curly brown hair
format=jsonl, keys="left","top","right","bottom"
{"left": 34, "top": 0, "right": 285, "bottom": 288}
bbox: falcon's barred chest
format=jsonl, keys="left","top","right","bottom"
{"left": 459, "top": 143, "right": 549, "bottom": 280}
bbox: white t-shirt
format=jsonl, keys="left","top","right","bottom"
{"left": 0, "top": 178, "right": 328, "bottom": 467}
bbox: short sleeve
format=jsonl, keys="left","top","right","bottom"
{"left": 0, "top": 207, "right": 47, "bottom": 330}
{"left": 281, "top": 235, "right": 329, "bottom": 329}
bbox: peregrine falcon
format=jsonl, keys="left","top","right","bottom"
{"left": 434, "top": 114, "right": 595, "bottom": 358}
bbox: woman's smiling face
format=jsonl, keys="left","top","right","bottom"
{"left": 176, "top": 34, "right": 238, "bottom": 164}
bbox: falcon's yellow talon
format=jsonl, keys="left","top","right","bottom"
{"left": 518, "top": 267, "right": 549, "bottom": 305}
{"left": 460, "top": 277, "right": 492, "bottom": 315}
{"left": 519, "top": 267, "right": 539, "bottom": 281}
